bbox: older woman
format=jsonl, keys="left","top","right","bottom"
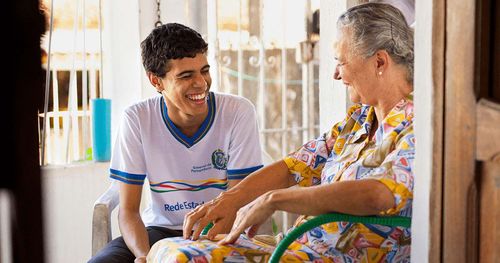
{"left": 149, "top": 3, "right": 414, "bottom": 262}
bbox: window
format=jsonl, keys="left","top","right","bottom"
{"left": 209, "top": 0, "right": 320, "bottom": 160}
{"left": 40, "top": 0, "right": 102, "bottom": 165}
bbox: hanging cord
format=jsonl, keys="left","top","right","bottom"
{"left": 98, "top": 0, "right": 104, "bottom": 98}
{"left": 155, "top": 0, "right": 162, "bottom": 27}
{"left": 82, "top": 0, "right": 89, "bottom": 159}
{"left": 41, "top": 0, "right": 55, "bottom": 165}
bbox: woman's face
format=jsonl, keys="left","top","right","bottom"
{"left": 333, "top": 30, "right": 378, "bottom": 105}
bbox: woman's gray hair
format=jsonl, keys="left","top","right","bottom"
{"left": 338, "top": 3, "right": 414, "bottom": 83}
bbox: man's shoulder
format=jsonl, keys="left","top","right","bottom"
{"left": 213, "top": 92, "right": 254, "bottom": 111}
{"left": 124, "top": 96, "right": 162, "bottom": 114}
{"left": 121, "top": 96, "right": 162, "bottom": 124}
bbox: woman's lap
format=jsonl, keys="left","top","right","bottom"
{"left": 147, "top": 235, "right": 332, "bottom": 262}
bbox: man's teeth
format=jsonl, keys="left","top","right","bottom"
{"left": 187, "top": 94, "right": 205, "bottom": 100}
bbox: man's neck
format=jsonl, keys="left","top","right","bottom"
{"left": 169, "top": 111, "right": 208, "bottom": 138}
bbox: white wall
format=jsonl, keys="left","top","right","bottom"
{"left": 42, "top": 162, "right": 152, "bottom": 263}
{"left": 42, "top": 162, "right": 120, "bottom": 263}
{"left": 102, "top": 0, "right": 143, "bottom": 142}
{"left": 411, "top": 0, "right": 433, "bottom": 261}
{"left": 318, "top": 0, "right": 349, "bottom": 132}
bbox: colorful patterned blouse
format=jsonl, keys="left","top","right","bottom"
{"left": 147, "top": 95, "right": 415, "bottom": 262}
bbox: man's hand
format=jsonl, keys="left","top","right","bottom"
{"left": 183, "top": 191, "right": 241, "bottom": 241}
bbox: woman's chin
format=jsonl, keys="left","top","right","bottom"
{"left": 348, "top": 93, "right": 361, "bottom": 104}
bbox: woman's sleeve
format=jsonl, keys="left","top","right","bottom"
{"left": 226, "top": 98, "right": 263, "bottom": 180}
{"left": 283, "top": 105, "right": 360, "bottom": 187}
{"left": 109, "top": 109, "right": 147, "bottom": 185}
{"left": 365, "top": 126, "right": 415, "bottom": 216}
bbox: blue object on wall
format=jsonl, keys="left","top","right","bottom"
{"left": 91, "top": 98, "right": 111, "bottom": 162}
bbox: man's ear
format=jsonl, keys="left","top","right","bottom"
{"left": 147, "top": 72, "right": 163, "bottom": 92}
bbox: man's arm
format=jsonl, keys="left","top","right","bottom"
{"left": 227, "top": 180, "right": 240, "bottom": 189}
{"left": 118, "top": 183, "right": 149, "bottom": 261}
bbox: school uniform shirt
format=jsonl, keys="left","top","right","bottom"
{"left": 109, "top": 91, "right": 263, "bottom": 229}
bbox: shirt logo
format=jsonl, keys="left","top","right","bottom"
{"left": 211, "top": 149, "right": 228, "bottom": 170}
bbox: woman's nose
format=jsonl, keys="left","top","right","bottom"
{"left": 333, "top": 65, "right": 341, "bottom": 80}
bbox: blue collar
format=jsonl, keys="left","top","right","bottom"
{"left": 160, "top": 92, "right": 216, "bottom": 148}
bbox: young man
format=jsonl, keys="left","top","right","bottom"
{"left": 89, "top": 23, "right": 263, "bottom": 263}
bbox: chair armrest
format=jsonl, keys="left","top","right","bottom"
{"left": 91, "top": 182, "right": 120, "bottom": 256}
{"left": 269, "top": 213, "right": 412, "bottom": 263}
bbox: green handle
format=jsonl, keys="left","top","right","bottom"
{"left": 269, "top": 213, "right": 411, "bottom": 263}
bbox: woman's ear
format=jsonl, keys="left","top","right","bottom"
{"left": 375, "top": 50, "right": 390, "bottom": 76}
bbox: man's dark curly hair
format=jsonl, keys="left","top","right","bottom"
{"left": 141, "top": 23, "right": 208, "bottom": 78}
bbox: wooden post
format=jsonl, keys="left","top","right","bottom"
{"left": 443, "top": 0, "right": 478, "bottom": 261}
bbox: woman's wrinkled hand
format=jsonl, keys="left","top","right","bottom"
{"left": 219, "top": 191, "right": 275, "bottom": 245}
{"left": 182, "top": 191, "right": 239, "bottom": 241}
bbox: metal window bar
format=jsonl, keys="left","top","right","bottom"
{"left": 279, "top": 0, "right": 290, "bottom": 232}
{"left": 257, "top": 0, "right": 266, "bottom": 147}
{"left": 82, "top": 0, "right": 90, "bottom": 161}
{"left": 41, "top": 0, "right": 55, "bottom": 165}
{"left": 280, "top": 0, "right": 288, "bottom": 158}
{"left": 67, "top": 0, "right": 81, "bottom": 163}
{"left": 52, "top": 69, "right": 61, "bottom": 163}
{"left": 237, "top": 0, "right": 243, "bottom": 97}
{"left": 207, "top": 0, "right": 220, "bottom": 93}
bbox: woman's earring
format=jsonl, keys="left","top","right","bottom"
{"left": 378, "top": 71, "right": 382, "bottom": 76}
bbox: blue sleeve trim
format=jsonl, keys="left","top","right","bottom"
{"left": 109, "top": 169, "right": 146, "bottom": 185}
{"left": 227, "top": 165, "right": 263, "bottom": 176}
{"left": 110, "top": 175, "right": 144, "bottom": 185}
{"left": 110, "top": 169, "right": 146, "bottom": 180}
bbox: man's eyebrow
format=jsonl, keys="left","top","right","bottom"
{"left": 176, "top": 65, "right": 210, "bottom": 77}
{"left": 176, "top": 70, "right": 195, "bottom": 77}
